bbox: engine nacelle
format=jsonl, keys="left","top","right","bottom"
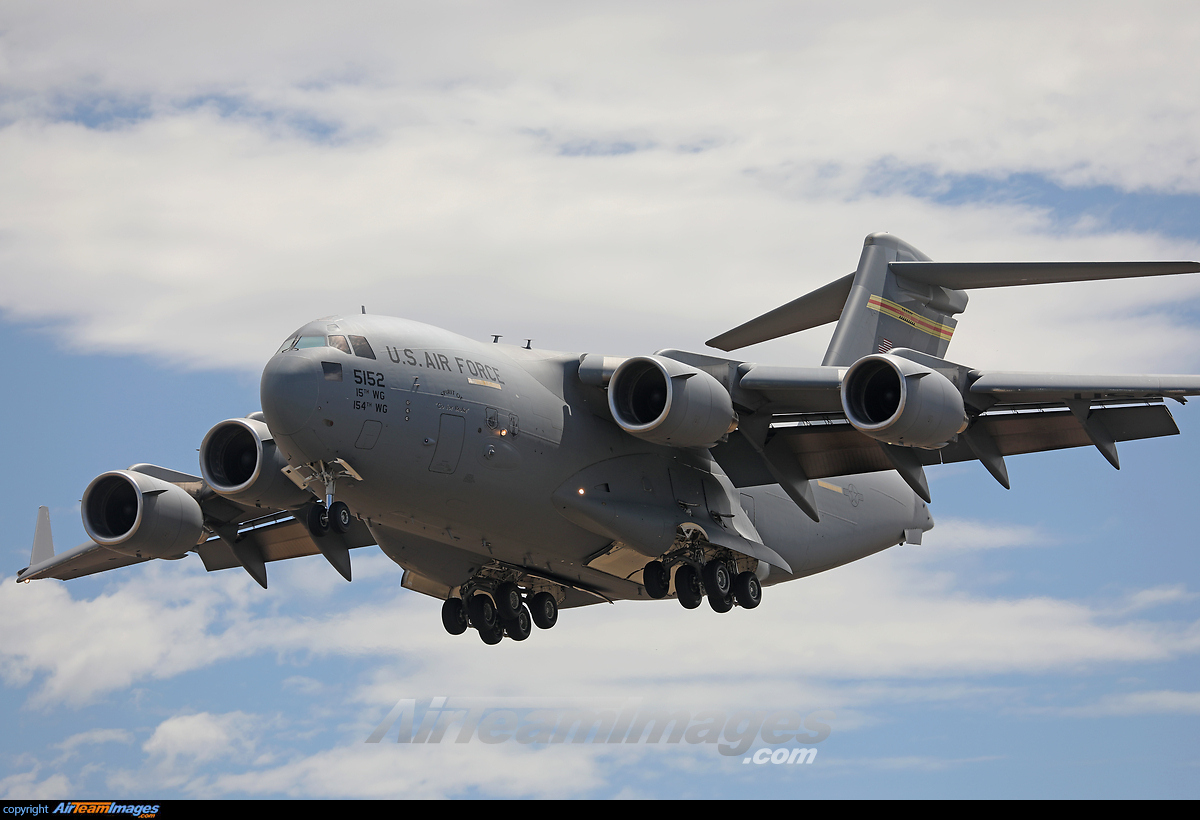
{"left": 608, "top": 356, "right": 737, "bottom": 448}
{"left": 199, "top": 418, "right": 310, "bottom": 509}
{"left": 82, "top": 470, "right": 205, "bottom": 558}
{"left": 840, "top": 354, "right": 968, "bottom": 448}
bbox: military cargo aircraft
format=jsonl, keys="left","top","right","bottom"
{"left": 18, "top": 233, "right": 1200, "bottom": 644}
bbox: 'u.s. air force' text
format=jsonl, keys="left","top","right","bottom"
{"left": 385, "top": 347, "right": 505, "bottom": 385}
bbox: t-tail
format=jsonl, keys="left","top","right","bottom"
{"left": 707, "top": 231, "right": 1200, "bottom": 364}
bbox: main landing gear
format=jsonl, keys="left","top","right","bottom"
{"left": 642, "top": 554, "right": 762, "bottom": 613}
{"left": 442, "top": 584, "right": 560, "bottom": 644}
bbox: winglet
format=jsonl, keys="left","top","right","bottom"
{"left": 31, "top": 506, "right": 55, "bottom": 566}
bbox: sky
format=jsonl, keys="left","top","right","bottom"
{"left": 2, "top": 1, "right": 1200, "bottom": 799}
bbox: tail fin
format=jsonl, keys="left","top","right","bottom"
{"left": 822, "top": 233, "right": 965, "bottom": 366}
{"left": 706, "top": 232, "right": 1200, "bottom": 365}
{"left": 31, "top": 506, "right": 55, "bottom": 566}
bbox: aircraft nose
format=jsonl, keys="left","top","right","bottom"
{"left": 260, "top": 354, "right": 321, "bottom": 436}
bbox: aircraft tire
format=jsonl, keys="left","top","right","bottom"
{"left": 329, "top": 501, "right": 353, "bottom": 534}
{"left": 702, "top": 560, "right": 731, "bottom": 598}
{"left": 505, "top": 605, "right": 533, "bottom": 641}
{"left": 675, "top": 565, "right": 703, "bottom": 609}
{"left": 708, "top": 591, "right": 733, "bottom": 613}
{"left": 530, "top": 592, "right": 558, "bottom": 629}
{"left": 478, "top": 623, "right": 504, "bottom": 645}
{"left": 643, "top": 561, "right": 669, "bottom": 599}
{"left": 468, "top": 594, "right": 498, "bottom": 631}
{"left": 305, "top": 504, "right": 330, "bottom": 538}
{"left": 733, "top": 571, "right": 761, "bottom": 609}
{"left": 495, "top": 581, "right": 522, "bottom": 621}
{"left": 441, "top": 598, "right": 468, "bottom": 635}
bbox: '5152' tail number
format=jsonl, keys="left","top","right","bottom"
{"left": 354, "top": 369, "right": 385, "bottom": 387}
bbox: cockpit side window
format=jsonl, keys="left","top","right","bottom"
{"left": 349, "top": 335, "right": 376, "bottom": 359}
{"left": 276, "top": 336, "right": 299, "bottom": 353}
{"left": 328, "top": 335, "right": 351, "bottom": 354}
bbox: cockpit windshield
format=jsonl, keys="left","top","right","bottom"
{"left": 276, "top": 333, "right": 375, "bottom": 356}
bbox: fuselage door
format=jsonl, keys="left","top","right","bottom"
{"left": 429, "top": 414, "right": 466, "bottom": 474}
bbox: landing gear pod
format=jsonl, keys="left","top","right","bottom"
{"left": 840, "top": 354, "right": 968, "bottom": 448}
{"left": 607, "top": 356, "right": 737, "bottom": 448}
{"left": 82, "top": 470, "right": 205, "bottom": 558}
{"left": 199, "top": 418, "right": 311, "bottom": 509}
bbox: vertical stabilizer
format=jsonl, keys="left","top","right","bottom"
{"left": 31, "top": 506, "right": 55, "bottom": 566}
{"left": 822, "top": 233, "right": 968, "bottom": 366}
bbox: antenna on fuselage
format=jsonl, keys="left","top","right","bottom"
{"left": 361, "top": 306, "right": 366, "bottom": 314}
{"left": 524, "top": 339, "right": 532, "bottom": 349}
{"left": 491, "top": 335, "right": 502, "bottom": 343}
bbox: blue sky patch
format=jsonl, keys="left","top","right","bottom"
{"left": 865, "top": 160, "right": 1200, "bottom": 241}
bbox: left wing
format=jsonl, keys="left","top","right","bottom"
{"left": 656, "top": 348, "right": 1200, "bottom": 517}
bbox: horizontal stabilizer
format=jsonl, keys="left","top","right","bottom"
{"left": 707, "top": 273, "right": 853, "bottom": 351}
{"left": 892, "top": 260, "right": 1200, "bottom": 290}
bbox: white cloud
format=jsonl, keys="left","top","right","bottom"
{"left": 1062, "top": 689, "right": 1200, "bottom": 716}
{"left": 1, "top": 4, "right": 1199, "bottom": 374}
{"left": 0, "top": 769, "right": 73, "bottom": 800}
{"left": 142, "top": 711, "right": 260, "bottom": 765}
{"left": 53, "top": 728, "right": 134, "bottom": 762}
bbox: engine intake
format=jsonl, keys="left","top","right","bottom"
{"left": 200, "top": 418, "right": 310, "bottom": 509}
{"left": 82, "top": 470, "right": 205, "bottom": 558}
{"left": 608, "top": 356, "right": 737, "bottom": 448}
{"left": 841, "top": 354, "right": 967, "bottom": 448}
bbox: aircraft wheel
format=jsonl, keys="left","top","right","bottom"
{"left": 702, "top": 560, "right": 731, "bottom": 598}
{"left": 675, "top": 565, "right": 703, "bottom": 610}
{"left": 708, "top": 591, "right": 733, "bottom": 613}
{"left": 305, "top": 504, "right": 330, "bottom": 538}
{"left": 441, "top": 598, "right": 468, "bottom": 635}
{"left": 505, "top": 605, "right": 532, "bottom": 641}
{"left": 530, "top": 592, "right": 558, "bottom": 629}
{"left": 329, "top": 501, "right": 353, "bottom": 534}
{"left": 478, "top": 623, "right": 504, "bottom": 645}
{"left": 467, "top": 594, "right": 498, "bottom": 632}
{"left": 495, "top": 581, "right": 522, "bottom": 621}
{"left": 733, "top": 571, "right": 762, "bottom": 609}
{"left": 643, "top": 560, "right": 669, "bottom": 599}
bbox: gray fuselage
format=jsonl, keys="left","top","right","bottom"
{"left": 259, "top": 314, "right": 932, "bottom": 606}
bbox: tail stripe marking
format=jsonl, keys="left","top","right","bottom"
{"left": 865, "top": 295, "right": 955, "bottom": 341}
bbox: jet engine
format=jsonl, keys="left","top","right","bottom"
{"left": 840, "top": 354, "right": 968, "bottom": 448}
{"left": 608, "top": 356, "right": 737, "bottom": 448}
{"left": 82, "top": 470, "right": 205, "bottom": 558}
{"left": 199, "top": 418, "right": 310, "bottom": 509}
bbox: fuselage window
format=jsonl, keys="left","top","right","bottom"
{"left": 296, "top": 336, "right": 326, "bottom": 349}
{"left": 349, "top": 335, "right": 376, "bottom": 359}
{"left": 328, "top": 335, "right": 351, "bottom": 354}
